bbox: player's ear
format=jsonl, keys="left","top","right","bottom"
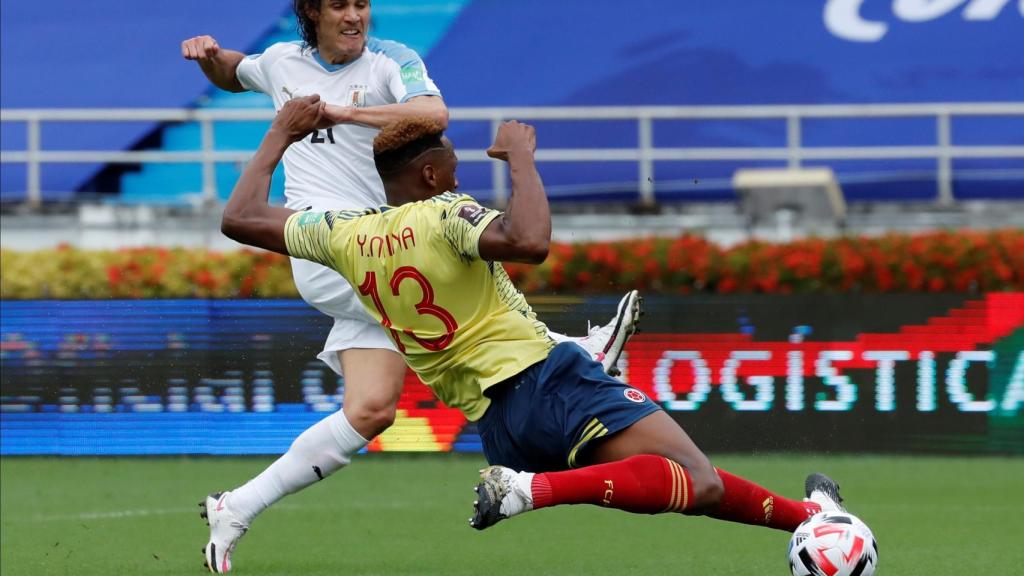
{"left": 422, "top": 163, "right": 438, "bottom": 190}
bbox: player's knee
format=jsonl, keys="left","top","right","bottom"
{"left": 364, "top": 403, "right": 397, "bottom": 436}
{"left": 345, "top": 400, "right": 397, "bottom": 439}
{"left": 689, "top": 467, "right": 725, "bottom": 510}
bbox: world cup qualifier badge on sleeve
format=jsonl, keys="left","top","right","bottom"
{"left": 457, "top": 205, "right": 488, "bottom": 227}
{"left": 400, "top": 65, "right": 424, "bottom": 84}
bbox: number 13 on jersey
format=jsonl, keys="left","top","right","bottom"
{"left": 358, "top": 266, "right": 458, "bottom": 353}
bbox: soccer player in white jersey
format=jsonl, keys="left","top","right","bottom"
{"left": 182, "top": 1, "right": 639, "bottom": 572}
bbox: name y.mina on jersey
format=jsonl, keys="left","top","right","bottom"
{"left": 283, "top": 192, "right": 555, "bottom": 421}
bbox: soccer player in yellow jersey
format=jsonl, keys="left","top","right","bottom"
{"left": 221, "top": 95, "right": 849, "bottom": 551}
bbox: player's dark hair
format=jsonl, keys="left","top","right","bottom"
{"left": 373, "top": 118, "right": 446, "bottom": 176}
{"left": 293, "top": 0, "right": 320, "bottom": 48}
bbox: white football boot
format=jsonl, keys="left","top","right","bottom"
{"left": 199, "top": 491, "right": 248, "bottom": 573}
{"left": 469, "top": 466, "right": 535, "bottom": 530}
{"left": 804, "top": 473, "right": 846, "bottom": 513}
{"left": 574, "top": 290, "right": 642, "bottom": 376}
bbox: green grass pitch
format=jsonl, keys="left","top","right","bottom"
{"left": 2, "top": 454, "right": 1021, "bottom": 575}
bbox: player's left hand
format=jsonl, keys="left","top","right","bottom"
{"left": 272, "top": 95, "right": 332, "bottom": 142}
{"left": 487, "top": 120, "right": 536, "bottom": 161}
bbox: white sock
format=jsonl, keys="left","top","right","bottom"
{"left": 228, "top": 410, "right": 368, "bottom": 524}
{"left": 500, "top": 471, "right": 536, "bottom": 516}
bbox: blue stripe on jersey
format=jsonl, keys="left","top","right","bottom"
{"left": 367, "top": 37, "right": 436, "bottom": 98}
{"left": 311, "top": 48, "right": 360, "bottom": 73}
{"left": 398, "top": 89, "right": 442, "bottom": 104}
{"left": 367, "top": 37, "right": 423, "bottom": 70}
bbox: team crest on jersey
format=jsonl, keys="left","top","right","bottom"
{"left": 346, "top": 84, "right": 367, "bottom": 107}
{"left": 623, "top": 388, "right": 646, "bottom": 403}
{"left": 457, "top": 205, "right": 488, "bottom": 227}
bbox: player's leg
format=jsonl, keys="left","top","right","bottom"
{"left": 202, "top": 344, "right": 401, "bottom": 573}
{"left": 471, "top": 343, "right": 695, "bottom": 529}
{"left": 477, "top": 411, "right": 823, "bottom": 532}
{"left": 201, "top": 261, "right": 402, "bottom": 572}
{"left": 572, "top": 412, "right": 823, "bottom": 530}
{"left": 474, "top": 410, "right": 823, "bottom": 532}
{"left": 228, "top": 347, "right": 406, "bottom": 516}
{"left": 200, "top": 398, "right": 372, "bottom": 573}
{"left": 470, "top": 344, "right": 822, "bottom": 532}
{"left": 568, "top": 410, "right": 723, "bottom": 511}
{"left": 221, "top": 325, "right": 403, "bottom": 520}
{"left": 548, "top": 290, "right": 641, "bottom": 376}
{"left": 472, "top": 410, "right": 721, "bottom": 529}
{"left": 336, "top": 347, "right": 406, "bottom": 438}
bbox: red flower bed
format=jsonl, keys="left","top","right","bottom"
{"left": 2, "top": 230, "right": 1021, "bottom": 299}
{"left": 505, "top": 229, "right": 1023, "bottom": 294}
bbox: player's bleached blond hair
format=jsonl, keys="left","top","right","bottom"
{"left": 373, "top": 118, "right": 447, "bottom": 175}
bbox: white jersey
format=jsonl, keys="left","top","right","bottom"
{"left": 236, "top": 39, "right": 442, "bottom": 211}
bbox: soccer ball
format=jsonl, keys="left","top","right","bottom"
{"left": 788, "top": 511, "right": 878, "bottom": 576}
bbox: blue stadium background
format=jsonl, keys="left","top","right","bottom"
{"left": 2, "top": 0, "right": 1022, "bottom": 204}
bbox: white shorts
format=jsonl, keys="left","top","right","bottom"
{"left": 291, "top": 257, "right": 397, "bottom": 376}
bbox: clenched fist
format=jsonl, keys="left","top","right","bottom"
{"left": 272, "top": 95, "right": 334, "bottom": 142}
{"left": 486, "top": 120, "right": 536, "bottom": 162}
{"left": 181, "top": 35, "right": 221, "bottom": 61}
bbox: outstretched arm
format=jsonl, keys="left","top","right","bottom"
{"left": 181, "top": 35, "right": 246, "bottom": 93}
{"left": 476, "top": 121, "right": 551, "bottom": 264}
{"left": 221, "top": 96, "right": 330, "bottom": 253}
{"left": 323, "top": 95, "right": 448, "bottom": 130}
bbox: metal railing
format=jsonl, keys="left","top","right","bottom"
{"left": 3, "top": 103, "right": 1024, "bottom": 208}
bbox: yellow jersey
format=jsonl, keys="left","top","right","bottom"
{"left": 284, "top": 192, "right": 555, "bottom": 420}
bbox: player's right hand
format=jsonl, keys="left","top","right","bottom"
{"left": 273, "top": 95, "right": 329, "bottom": 142}
{"left": 487, "top": 120, "right": 536, "bottom": 161}
{"left": 181, "top": 35, "right": 220, "bottom": 61}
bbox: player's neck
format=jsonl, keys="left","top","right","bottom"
{"left": 315, "top": 40, "right": 366, "bottom": 66}
{"left": 383, "top": 183, "right": 432, "bottom": 206}
{"left": 384, "top": 190, "right": 416, "bottom": 206}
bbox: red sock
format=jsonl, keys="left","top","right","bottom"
{"left": 532, "top": 454, "right": 692, "bottom": 513}
{"left": 706, "top": 468, "right": 820, "bottom": 532}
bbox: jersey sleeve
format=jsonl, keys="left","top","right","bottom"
{"left": 439, "top": 195, "right": 502, "bottom": 262}
{"left": 284, "top": 211, "right": 337, "bottom": 269}
{"left": 376, "top": 41, "right": 442, "bottom": 103}
{"left": 235, "top": 49, "right": 275, "bottom": 94}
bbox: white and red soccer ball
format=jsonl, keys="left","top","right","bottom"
{"left": 788, "top": 511, "right": 878, "bottom": 576}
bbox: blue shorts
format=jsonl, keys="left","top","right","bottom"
{"left": 477, "top": 342, "right": 662, "bottom": 473}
